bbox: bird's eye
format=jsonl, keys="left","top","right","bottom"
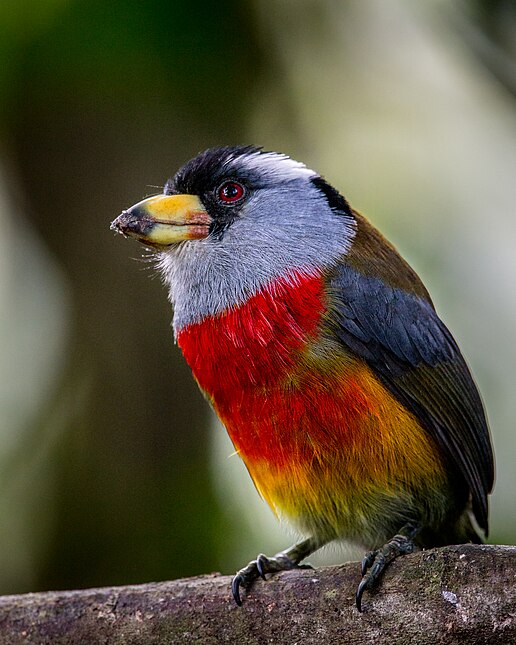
{"left": 217, "top": 181, "right": 245, "bottom": 204}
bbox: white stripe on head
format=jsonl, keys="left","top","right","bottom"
{"left": 225, "top": 150, "right": 317, "bottom": 183}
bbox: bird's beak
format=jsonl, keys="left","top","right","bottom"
{"left": 110, "top": 194, "right": 212, "bottom": 247}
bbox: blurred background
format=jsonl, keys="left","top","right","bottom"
{"left": 0, "top": 0, "right": 515, "bottom": 595}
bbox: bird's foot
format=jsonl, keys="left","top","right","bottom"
{"left": 356, "top": 522, "right": 420, "bottom": 612}
{"left": 232, "top": 538, "right": 319, "bottom": 606}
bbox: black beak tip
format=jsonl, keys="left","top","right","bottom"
{"left": 110, "top": 209, "right": 153, "bottom": 241}
{"left": 110, "top": 211, "right": 130, "bottom": 235}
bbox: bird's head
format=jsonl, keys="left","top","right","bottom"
{"left": 111, "top": 146, "right": 356, "bottom": 327}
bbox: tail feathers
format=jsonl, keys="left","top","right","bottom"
{"left": 418, "top": 508, "right": 485, "bottom": 548}
{"left": 455, "top": 509, "right": 485, "bottom": 545}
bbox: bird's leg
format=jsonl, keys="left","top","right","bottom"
{"left": 232, "top": 536, "right": 325, "bottom": 606}
{"left": 356, "top": 521, "right": 421, "bottom": 612}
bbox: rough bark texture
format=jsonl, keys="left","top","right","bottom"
{"left": 0, "top": 544, "right": 514, "bottom": 644}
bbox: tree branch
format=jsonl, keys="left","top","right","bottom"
{"left": 0, "top": 544, "right": 514, "bottom": 644}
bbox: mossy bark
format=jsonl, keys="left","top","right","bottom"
{"left": 0, "top": 544, "right": 514, "bottom": 644}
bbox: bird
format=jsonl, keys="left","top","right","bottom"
{"left": 111, "top": 145, "right": 494, "bottom": 611}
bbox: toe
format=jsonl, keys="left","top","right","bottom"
{"left": 256, "top": 554, "right": 270, "bottom": 580}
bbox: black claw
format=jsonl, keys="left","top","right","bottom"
{"left": 361, "top": 551, "right": 377, "bottom": 576}
{"left": 232, "top": 575, "right": 243, "bottom": 606}
{"left": 256, "top": 555, "right": 269, "bottom": 580}
{"left": 369, "top": 554, "right": 386, "bottom": 580}
{"left": 356, "top": 577, "right": 369, "bottom": 612}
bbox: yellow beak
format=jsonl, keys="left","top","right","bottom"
{"left": 111, "top": 194, "right": 211, "bottom": 247}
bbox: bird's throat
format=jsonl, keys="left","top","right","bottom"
{"left": 176, "top": 270, "right": 326, "bottom": 398}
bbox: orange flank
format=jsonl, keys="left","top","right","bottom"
{"left": 177, "top": 271, "right": 449, "bottom": 544}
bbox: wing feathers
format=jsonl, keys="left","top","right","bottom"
{"left": 328, "top": 264, "right": 493, "bottom": 532}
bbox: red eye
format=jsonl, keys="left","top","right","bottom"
{"left": 218, "top": 181, "right": 245, "bottom": 204}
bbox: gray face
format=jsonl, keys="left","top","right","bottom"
{"left": 158, "top": 147, "right": 357, "bottom": 331}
